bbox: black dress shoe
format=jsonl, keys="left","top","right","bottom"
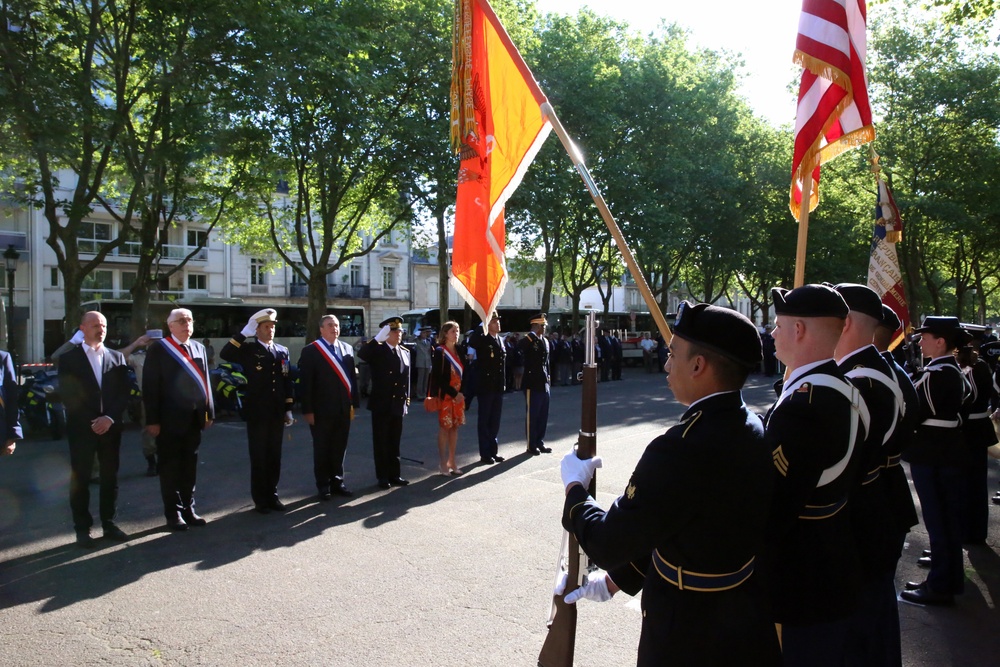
{"left": 527, "top": 448, "right": 540, "bottom": 456}
{"left": 480, "top": 457, "right": 495, "bottom": 465}
{"left": 922, "top": 549, "right": 932, "bottom": 558}
{"left": 334, "top": 485, "right": 353, "bottom": 497}
{"left": 900, "top": 587, "right": 955, "bottom": 606}
{"left": 102, "top": 522, "right": 128, "bottom": 541}
{"left": 377, "top": 479, "right": 391, "bottom": 489}
{"left": 319, "top": 489, "right": 333, "bottom": 501}
{"left": 904, "top": 581, "right": 925, "bottom": 591}
{"left": 389, "top": 477, "right": 409, "bottom": 487}
{"left": 493, "top": 455, "right": 505, "bottom": 463}
{"left": 76, "top": 531, "right": 97, "bottom": 548}
{"left": 166, "top": 518, "right": 189, "bottom": 531}
{"left": 254, "top": 504, "right": 272, "bottom": 514}
{"left": 538, "top": 445, "right": 552, "bottom": 453}
{"left": 993, "top": 494, "right": 1000, "bottom": 505}
{"left": 917, "top": 556, "right": 932, "bottom": 567}
{"left": 181, "top": 511, "right": 207, "bottom": 527}
{"left": 268, "top": 499, "right": 287, "bottom": 512}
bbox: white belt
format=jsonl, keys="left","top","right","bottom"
{"left": 967, "top": 411, "right": 991, "bottom": 420}
{"left": 922, "top": 418, "right": 960, "bottom": 428}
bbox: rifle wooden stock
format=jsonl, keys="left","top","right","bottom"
{"left": 539, "top": 315, "right": 598, "bottom": 667}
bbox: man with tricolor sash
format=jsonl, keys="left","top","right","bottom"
{"left": 143, "top": 308, "right": 215, "bottom": 531}
{"left": 298, "top": 314, "right": 360, "bottom": 500}
{"left": 221, "top": 308, "right": 295, "bottom": 514}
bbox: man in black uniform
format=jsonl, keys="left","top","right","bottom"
{"left": 560, "top": 302, "right": 779, "bottom": 667}
{"left": 298, "top": 314, "right": 360, "bottom": 499}
{"left": 519, "top": 313, "right": 552, "bottom": 455}
{"left": 958, "top": 329, "right": 997, "bottom": 544}
{"left": 901, "top": 316, "right": 971, "bottom": 605}
{"left": 763, "top": 284, "right": 866, "bottom": 667}
{"left": 220, "top": 308, "right": 294, "bottom": 514}
{"left": 59, "top": 311, "right": 133, "bottom": 546}
{"left": 467, "top": 312, "right": 506, "bottom": 464}
{"left": 832, "top": 284, "right": 905, "bottom": 666}
{"left": 143, "top": 308, "right": 215, "bottom": 530}
{"left": 358, "top": 317, "right": 410, "bottom": 489}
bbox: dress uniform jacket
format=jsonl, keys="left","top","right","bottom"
{"left": 0, "top": 350, "right": 21, "bottom": 442}
{"left": 904, "top": 356, "right": 969, "bottom": 467}
{"left": 961, "top": 357, "right": 996, "bottom": 542}
{"left": 467, "top": 330, "right": 505, "bottom": 394}
{"left": 881, "top": 351, "right": 920, "bottom": 546}
{"left": 519, "top": 332, "right": 550, "bottom": 391}
{"left": 763, "top": 359, "right": 865, "bottom": 625}
{"left": 358, "top": 339, "right": 410, "bottom": 416}
{"left": 220, "top": 334, "right": 294, "bottom": 417}
{"left": 564, "top": 391, "right": 780, "bottom": 667}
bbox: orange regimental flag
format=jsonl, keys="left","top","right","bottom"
{"left": 790, "top": 0, "right": 876, "bottom": 218}
{"left": 450, "top": 0, "right": 551, "bottom": 323}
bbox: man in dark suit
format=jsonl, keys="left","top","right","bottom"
{"left": 221, "top": 308, "right": 294, "bottom": 514}
{"left": 467, "top": 312, "right": 506, "bottom": 464}
{"left": 58, "top": 311, "right": 132, "bottom": 547}
{"left": 143, "top": 307, "right": 215, "bottom": 531}
{"left": 597, "top": 329, "right": 612, "bottom": 382}
{"left": 519, "top": 313, "right": 552, "bottom": 455}
{"left": 298, "top": 313, "right": 360, "bottom": 500}
{"left": 0, "top": 348, "right": 21, "bottom": 457}
{"left": 358, "top": 316, "right": 410, "bottom": 489}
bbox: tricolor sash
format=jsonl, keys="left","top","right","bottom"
{"left": 440, "top": 346, "right": 464, "bottom": 378}
{"left": 162, "top": 338, "right": 215, "bottom": 414}
{"left": 313, "top": 340, "right": 353, "bottom": 395}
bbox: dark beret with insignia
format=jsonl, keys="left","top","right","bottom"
{"left": 772, "top": 284, "right": 849, "bottom": 319}
{"left": 877, "top": 304, "right": 902, "bottom": 331}
{"left": 834, "top": 283, "right": 884, "bottom": 320}
{"left": 379, "top": 316, "right": 403, "bottom": 329}
{"left": 673, "top": 301, "right": 762, "bottom": 368}
{"left": 913, "top": 316, "right": 972, "bottom": 348}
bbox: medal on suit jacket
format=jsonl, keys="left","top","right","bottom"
{"left": 162, "top": 338, "right": 215, "bottom": 413}
{"left": 440, "top": 346, "right": 464, "bottom": 377}
{"left": 312, "top": 340, "right": 353, "bottom": 394}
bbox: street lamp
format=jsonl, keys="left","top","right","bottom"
{"left": 4, "top": 244, "right": 19, "bottom": 372}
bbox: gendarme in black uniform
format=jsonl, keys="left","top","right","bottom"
{"left": 960, "top": 340, "right": 997, "bottom": 543}
{"left": 519, "top": 314, "right": 551, "bottom": 454}
{"left": 467, "top": 312, "right": 506, "bottom": 463}
{"left": 357, "top": 316, "right": 410, "bottom": 489}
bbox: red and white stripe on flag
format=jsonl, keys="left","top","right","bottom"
{"left": 790, "top": 0, "right": 875, "bottom": 218}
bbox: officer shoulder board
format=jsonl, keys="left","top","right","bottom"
{"left": 844, "top": 366, "right": 904, "bottom": 445}
{"left": 780, "top": 372, "right": 870, "bottom": 488}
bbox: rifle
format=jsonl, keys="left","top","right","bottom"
{"left": 538, "top": 310, "right": 598, "bottom": 667}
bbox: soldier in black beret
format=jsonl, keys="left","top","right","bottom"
{"left": 358, "top": 317, "right": 411, "bottom": 489}
{"left": 900, "top": 316, "right": 971, "bottom": 605}
{"left": 559, "top": 302, "right": 779, "bottom": 666}
{"left": 762, "top": 284, "right": 867, "bottom": 665}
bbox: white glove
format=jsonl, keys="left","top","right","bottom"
{"left": 375, "top": 324, "right": 391, "bottom": 343}
{"left": 560, "top": 449, "right": 602, "bottom": 490}
{"left": 240, "top": 316, "right": 258, "bottom": 337}
{"left": 284, "top": 411, "right": 294, "bottom": 426}
{"left": 554, "top": 569, "right": 615, "bottom": 604}
{"left": 70, "top": 329, "right": 86, "bottom": 345}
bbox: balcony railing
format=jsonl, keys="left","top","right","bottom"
{"left": 78, "top": 240, "right": 208, "bottom": 262}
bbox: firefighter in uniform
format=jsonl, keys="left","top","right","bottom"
{"left": 358, "top": 317, "right": 410, "bottom": 489}
{"left": 559, "top": 302, "right": 779, "bottom": 666}
{"left": 220, "top": 308, "right": 294, "bottom": 514}
{"left": 763, "top": 284, "right": 867, "bottom": 667}
{"left": 519, "top": 313, "right": 552, "bottom": 455}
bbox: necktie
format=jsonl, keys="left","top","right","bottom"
{"left": 332, "top": 344, "right": 342, "bottom": 362}
{"left": 268, "top": 343, "right": 276, "bottom": 357}
{"left": 181, "top": 343, "right": 191, "bottom": 357}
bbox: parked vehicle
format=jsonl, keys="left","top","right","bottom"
{"left": 19, "top": 367, "right": 65, "bottom": 439}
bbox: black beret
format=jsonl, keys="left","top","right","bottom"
{"left": 672, "top": 301, "right": 762, "bottom": 368}
{"left": 913, "top": 316, "right": 972, "bottom": 347}
{"left": 379, "top": 316, "right": 403, "bottom": 329}
{"left": 772, "top": 284, "right": 849, "bottom": 319}
{"left": 878, "top": 304, "right": 902, "bottom": 331}
{"left": 834, "top": 283, "right": 884, "bottom": 320}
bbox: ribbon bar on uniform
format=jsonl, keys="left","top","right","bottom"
{"left": 651, "top": 551, "right": 754, "bottom": 592}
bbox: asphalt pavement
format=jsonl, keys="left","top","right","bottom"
{"left": 1, "top": 368, "right": 998, "bottom": 666}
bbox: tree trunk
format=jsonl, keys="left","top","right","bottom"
{"left": 305, "top": 274, "right": 328, "bottom": 344}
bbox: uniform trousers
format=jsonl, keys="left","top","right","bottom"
{"left": 312, "top": 414, "right": 351, "bottom": 491}
{"left": 371, "top": 412, "right": 402, "bottom": 482}
{"left": 157, "top": 414, "right": 202, "bottom": 520}
{"left": 524, "top": 387, "right": 550, "bottom": 451}
{"left": 68, "top": 430, "right": 121, "bottom": 531}
{"left": 781, "top": 617, "right": 852, "bottom": 667}
{"left": 846, "top": 572, "right": 902, "bottom": 667}
{"left": 964, "top": 418, "right": 993, "bottom": 542}
{"left": 911, "top": 463, "right": 967, "bottom": 595}
{"left": 476, "top": 391, "right": 503, "bottom": 460}
{"left": 246, "top": 415, "right": 283, "bottom": 505}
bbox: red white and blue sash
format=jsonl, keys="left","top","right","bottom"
{"left": 162, "top": 338, "right": 215, "bottom": 413}
{"left": 313, "top": 340, "right": 353, "bottom": 394}
{"left": 439, "top": 346, "right": 463, "bottom": 378}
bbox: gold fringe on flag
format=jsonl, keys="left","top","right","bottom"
{"left": 450, "top": 0, "right": 476, "bottom": 154}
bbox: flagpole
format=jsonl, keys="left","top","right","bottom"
{"left": 540, "top": 102, "right": 672, "bottom": 343}
{"left": 793, "top": 168, "right": 813, "bottom": 288}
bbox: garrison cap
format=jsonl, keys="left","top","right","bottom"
{"left": 379, "top": 316, "right": 403, "bottom": 329}
{"left": 672, "top": 301, "right": 762, "bottom": 368}
{"left": 914, "top": 316, "right": 972, "bottom": 347}
{"left": 772, "top": 284, "right": 849, "bottom": 319}
{"left": 834, "top": 283, "right": 884, "bottom": 320}
{"left": 878, "top": 304, "right": 902, "bottom": 332}
{"left": 250, "top": 308, "right": 277, "bottom": 324}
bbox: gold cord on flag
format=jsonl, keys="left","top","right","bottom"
{"left": 450, "top": 0, "right": 476, "bottom": 154}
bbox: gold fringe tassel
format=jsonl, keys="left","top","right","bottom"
{"left": 450, "top": 0, "right": 476, "bottom": 154}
